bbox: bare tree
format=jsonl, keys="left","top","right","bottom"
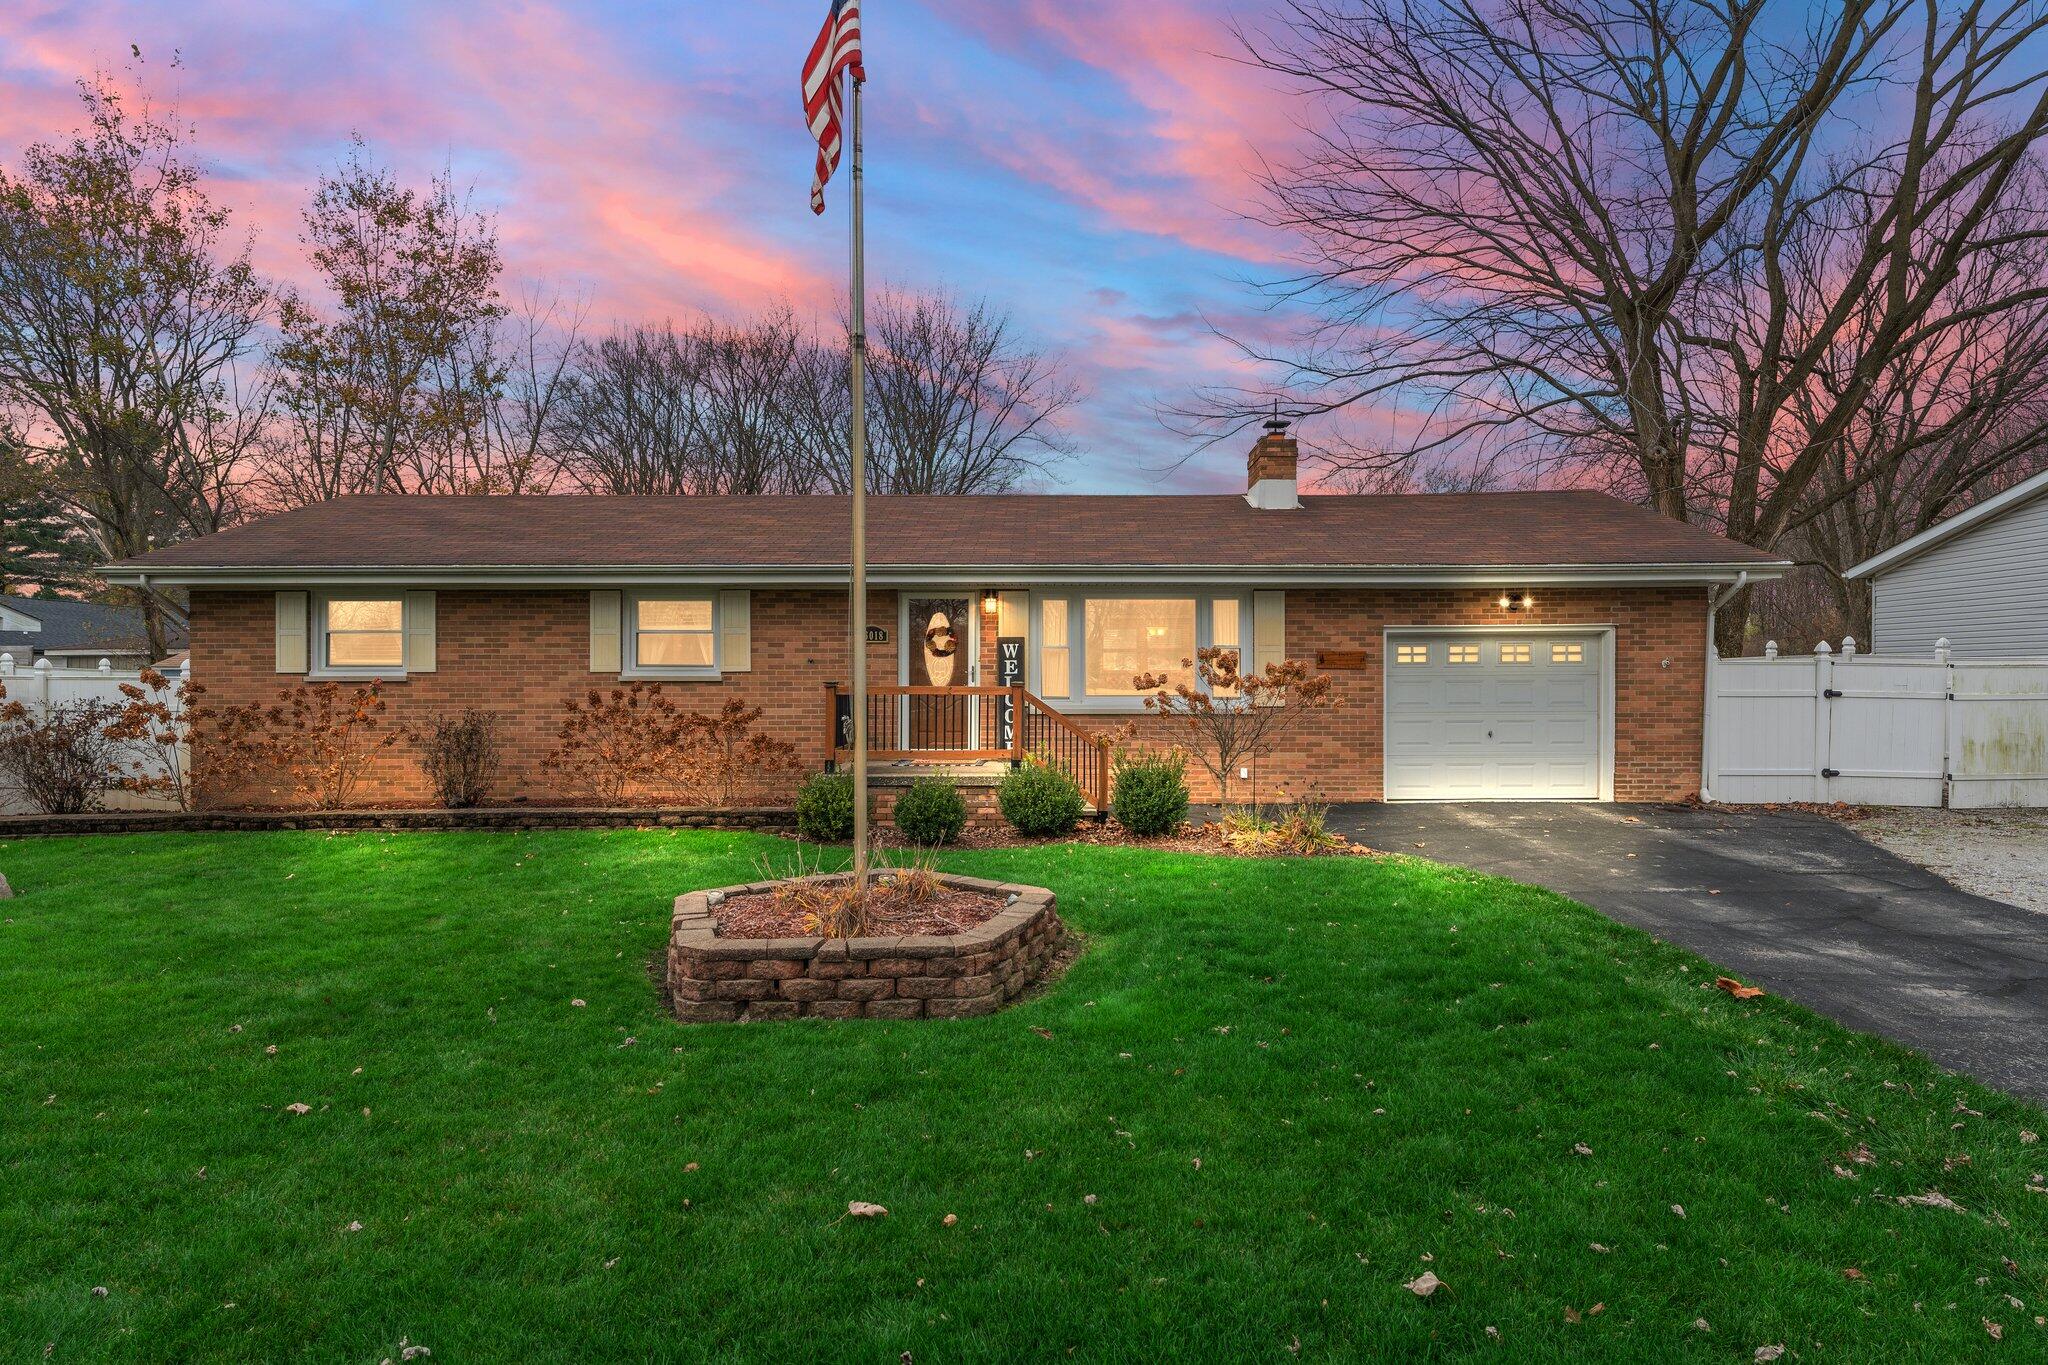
{"left": 855, "top": 290, "right": 1078, "bottom": 494}
{"left": 0, "top": 79, "right": 268, "bottom": 654}
{"left": 254, "top": 139, "right": 505, "bottom": 506}
{"left": 413, "top": 285, "right": 584, "bottom": 493}
{"left": 549, "top": 322, "right": 711, "bottom": 494}
{"left": 1202, "top": 0, "right": 2048, "bottom": 647}
{"left": 554, "top": 293, "right": 1074, "bottom": 496}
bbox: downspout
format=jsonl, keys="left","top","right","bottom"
{"left": 1699, "top": 571, "right": 1751, "bottom": 803}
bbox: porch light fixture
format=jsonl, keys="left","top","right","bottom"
{"left": 981, "top": 591, "right": 1001, "bottom": 615}
{"left": 1497, "top": 592, "right": 1534, "bottom": 612}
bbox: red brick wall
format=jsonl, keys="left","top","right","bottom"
{"left": 187, "top": 583, "right": 1706, "bottom": 807}
{"left": 1043, "top": 586, "right": 1708, "bottom": 803}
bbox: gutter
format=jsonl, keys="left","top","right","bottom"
{"left": 100, "top": 560, "right": 1793, "bottom": 591}
{"left": 1699, "top": 570, "right": 1752, "bottom": 803}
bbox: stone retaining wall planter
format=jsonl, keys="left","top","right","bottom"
{"left": 667, "top": 874, "right": 1063, "bottom": 1023}
{"left": 0, "top": 806, "right": 795, "bottom": 838}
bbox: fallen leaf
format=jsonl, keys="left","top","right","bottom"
{"left": 1986, "top": 1319, "right": 2003, "bottom": 1340}
{"left": 1896, "top": 1190, "right": 1964, "bottom": 1212}
{"left": 571, "top": 999, "right": 586, "bottom": 1008}
{"left": 1402, "top": 1271, "right": 1442, "bottom": 1297}
{"left": 1716, "top": 976, "right": 1765, "bottom": 1000}
{"left": 683, "top": 1162, "right": 699, "bottom": 1173}
{"left": 1843, "top": 1267, "right": 1865, "bottom": 1280}
{"left": 1029, "top": 1026, "right": 1053, "bottom": 1040}
{"left": 284, "top": 1102, "right": 311, "bottom": 1115}
{"left": 90, "top": 1286, "right": 108, "bottom": 1299}
{"left": 1694, "top": 1318, "right": 1711, "bottom": 1332}
{"left": 1589, "top": 1242, "right": 1611, "bottom": 1254}
{"left": 1755, "top": 1347, "right": 1785, "bottom": 1362}
{"left": 1671, "top": 1204, "right": 1686, "bottom": 1218}
{"left": 1563, "top": 1307, "right": 1581, "bottom": 1324}
{"left": 346, "top": 1221, "right": 363, "bottom": 1233}
{"left": 1572, "top": 1142, "right": 1593, "bottom": 1156}
{"left": 942, "top": 1213, "right": 958, "bottom": 1227}
{"left": 848, "top": 1200, "right": 888, "bottom": 1218}
{"left": 2023, "top": 1130, "right": 2039, "bottom": 1145}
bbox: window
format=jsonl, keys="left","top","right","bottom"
{"left": 1038, "top": 598, "right": 1070, "bottom": 698}
{"left": 1084, "top": 598, "right": 1196, "bottom": 696}
{"left": 1211, "top": 597, "right": 1242, "bottom": 697}
{"left": 1395, "top": 643, "right": 1429, "bottom": 664}
{"left": 1447, "top": 643, "right": 1480, "bottom": 664}
{"left": 633, "top": 595, "right": 716, "bottom": 671}
{"left": 322, "top": 597, "right": 404, "bottom": 671}
{"left": 1551, "top": 641, "right": 1585, "bottom": 664}
{"left": 1500, "top": 642, "right": 1532, "bottom": 664}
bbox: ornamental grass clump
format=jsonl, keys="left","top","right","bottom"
{"left": 893, "top": 776, "right": 967, "bottom": 845}
{"left": 999, "top": 755, "right": 1085, "bottom": 837}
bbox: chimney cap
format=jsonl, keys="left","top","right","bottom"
{"left": 1262, "top": 401, "right": 1291, "bottom": 436}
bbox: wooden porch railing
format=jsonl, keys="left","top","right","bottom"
{"left": 824, "top": 683, "right": 1111, "bottom": 812}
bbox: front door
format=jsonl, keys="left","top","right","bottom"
{"left": 902, "top": 594, "right": 977, "bottom": 750}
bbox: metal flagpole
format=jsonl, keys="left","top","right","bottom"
{"left": 847, "top": 67, "right": 870, "bottom": 888}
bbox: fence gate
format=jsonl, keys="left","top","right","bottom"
{"left": 1708, "top": 638, "right": 2048, "bottom": 808}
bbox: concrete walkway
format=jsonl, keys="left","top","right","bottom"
{"left": 1328, "top": 802, "right": 2048, "bottom": 1103}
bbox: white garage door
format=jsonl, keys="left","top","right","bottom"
{"left": 1384, "top": 632, "right": 1605, "bottom": 800}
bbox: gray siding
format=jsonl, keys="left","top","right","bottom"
{"left": 1870, "top": 492, "right": 2048, "bottom": 657}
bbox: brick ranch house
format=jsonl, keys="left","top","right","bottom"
{"left": 102, "top": 426, "right": 1785, "bottom": 809}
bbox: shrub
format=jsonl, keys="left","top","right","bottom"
{"left": 415, "top": 709, "right": 504, "bottom": 808}
{"left": 540, "top": 683, "right": 688, "bottom": 805}
{"left": 103, "top": 667, "right": 201, "bottom": 810}
{"left": 1138, "top": 646, "right": 1338, "bottom": 809}
{"left": 893, "top": 777, "right": 967, "bottom": 845}
{"left": 795, "top": 770, "right": 857, "bottom": 842}
{"left": 999, "top": 757, "right": 1084, "bottom": 837}
{"left": 0, "top": 694, "right": 121, "bottom": 814}
{"left": 669, "top": 699, "right": 804, "bottom": 806}
{"left": 1110, "top": 747, "right": 1189, "bottom": 837}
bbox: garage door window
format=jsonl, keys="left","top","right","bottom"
{"left": 1551, "top": 642, "right": 1585, "bottom": 663}
{"left": 1447, "top": 643, "right": 1480, "bottom": 664}
{"left": 1500, "top": 642, "right": 1531, "bottom": 663}
{"left": 1395, "top": 643, "right": 1428, "bottom": 664}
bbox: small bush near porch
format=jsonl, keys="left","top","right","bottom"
{"left": 3, "top": 831, "right": 2046, "bottom": 1360}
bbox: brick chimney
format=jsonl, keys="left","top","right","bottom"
{"left": 1246, "top": 410, "right": 1299, "bottom": 510}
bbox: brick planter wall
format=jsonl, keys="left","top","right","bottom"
{"left": 667, "top": 874, "right": 1063, "bottom": 1023}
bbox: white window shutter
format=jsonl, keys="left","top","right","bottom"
{"left": 589, "top": 590, "right": 622, "bottom": 673}
{"left": 275, "top": 591, "right": 309, "bottom": 674}
{"left": 404, "top": 591, "right": 437, "bottom": 673}
{"left": 1252, "top": 590, "right": 1286, "bottom": 702}
{"left": 718, "top": 589, "right": 752, "bottom": 672}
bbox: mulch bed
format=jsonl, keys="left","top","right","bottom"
{"left": 713, "top": 885, "right": 1008, "bottom": 938}
{"left": 876, "top": 821, "right": 1382, "bottom": 858}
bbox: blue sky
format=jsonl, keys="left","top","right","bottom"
{"left": 0, "top": 0, "right": 1331, "bottom": 491}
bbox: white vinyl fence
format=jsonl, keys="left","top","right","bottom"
{"left": 0, "top": 653, "right": 189, "bottom": 814}
{"left": 1709, "top": 637, "right": 2048, "bottom": 808}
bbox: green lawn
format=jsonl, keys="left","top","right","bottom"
{"left": 2, "top": 832, "right": 2045, "bottom": 1362}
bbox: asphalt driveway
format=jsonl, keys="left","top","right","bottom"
{"left": 1330, "top": 802, "right": 2048, "bottom": 1103}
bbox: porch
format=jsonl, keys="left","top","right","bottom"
{"left": 823, "top": 683, "right": 1111, "bottom": 811}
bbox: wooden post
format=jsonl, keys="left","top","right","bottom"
{"left": 1095, "top": 737, "right": 1110, "bottom": 815}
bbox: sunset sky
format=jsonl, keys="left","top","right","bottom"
{"left": 0, "top": 0, "right": 1348, "bottom": 492}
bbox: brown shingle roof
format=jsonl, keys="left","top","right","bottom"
{"left": 106, "top": 492, "right": 1782, "bottom": 574}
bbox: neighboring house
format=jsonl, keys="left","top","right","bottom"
{"left": 0, "top": 594, "right": 183, "bottom": 672}
{"left": 1845, "top": 468, "right": 2048, "bottom": 658}
{"left": 100, "top": 425, "right": 1785, "bottom": 806}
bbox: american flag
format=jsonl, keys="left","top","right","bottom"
{"left": 802, "top": 0, "right": 865, "bottom": 214}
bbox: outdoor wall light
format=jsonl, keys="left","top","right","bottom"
{"left": 1498, "top": 592, "right": 1534, "bottom": 612}
{"left": 981, "top": 591, "right": 1001, "bottom": 615}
